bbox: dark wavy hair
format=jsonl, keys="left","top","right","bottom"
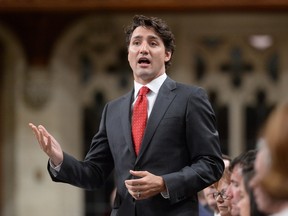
{"left": 229, "top": 150, "right": 256, "bottom": 172}
{"left": 124, "top": 15, "right": 176, "bottom": 70}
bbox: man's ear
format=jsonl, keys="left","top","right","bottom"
{"left": 164, "top": 51, "right": 172, "bottom": 62}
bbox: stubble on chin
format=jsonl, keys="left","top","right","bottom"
{"left": 134, "top": 71, "right": 154, "bottom": 83}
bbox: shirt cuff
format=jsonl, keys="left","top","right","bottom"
{"left": 49, "top": 159, "right": 62, "bottom": 177}
{"left": 161, "top": 189, "right": 170, "bottom": 199}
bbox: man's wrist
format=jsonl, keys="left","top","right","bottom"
{"left": 160, "top": 177, "right": 170, "bottom": 199}
{"left": 49, "top": 159, "right": 62, "bottom": 172}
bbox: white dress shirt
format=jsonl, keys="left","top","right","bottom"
{"left": 133, "top": 73, "right": 167, "bottom": 118}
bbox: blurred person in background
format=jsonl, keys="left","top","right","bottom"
{"left": 250, "top": 143, "right": 278, "bottom": 215}
{"left": 213, "top": 168, "right": 232, "bottom": 216}
{"left": 203, "top": 154, "right": 231, "bottom": 216}
{"left": 203, "top": 184, "right": 220, "bottom": 215}
{"left": 199, "top": 190, "right": 214, "bottom": 216}
{"left": 226, "top": 150, "right": 257, "bottom": 216}
{"left": 250, "top": 102, "right": 288, "bottom": 216}
{"left": 236, "top": 152, "right": 267, "bottom": 216}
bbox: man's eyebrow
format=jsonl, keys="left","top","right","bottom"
{"left": 132, "top": 35, "right": 142, "bottom": 40}
{"left": 148, "top": 35, "right": 160, "bottom": 40}
{"left": 131, "top": 35, "right": 160, "bottom": 40}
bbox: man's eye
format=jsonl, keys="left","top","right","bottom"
{"left": 133, "top": 41, "right": 140, "bottom": 45}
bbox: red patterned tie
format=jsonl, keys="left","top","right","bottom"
{"left": 132, "top": 86, "right": 150, "bottom": 155}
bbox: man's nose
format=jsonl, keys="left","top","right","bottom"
{"left": 140, "top": 42, "right": 148, "bottom": 54}
{"left": 226, "top": 185, "right": 233, "bottom": 198}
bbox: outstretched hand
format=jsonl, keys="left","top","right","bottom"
{"left": 125, "top": 170, "right": 167, "bottom": 200}
{"left": 29, "top": 123, "right": 63, "bottom": 166}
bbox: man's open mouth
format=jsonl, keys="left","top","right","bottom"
{"left": 138, "top": 57, "right": 151, "bottom": 64}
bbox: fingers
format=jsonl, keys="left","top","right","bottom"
{"left": 125, "top": 180, "right": 144, "bottom": 191}
{"left": 38, "top": 125, "right": 51, "bottom": 138}
{"left": 126, "top": 170, "right": 149, "bottom": 187}
{"left": 29, "top": 123, "right": 41, "bottom": 141}
{"left": 125, "top": 170, "right": 150, "bottom": 200}
{"left": 129, "top": 170, "right": 147, "bottom": 178}
{"left": 29, "top": 123, "right": 63, "bottom": 166}
{"left": 129, "top": 189, "right": 145, "bottom": 200}
{"left": 29, "top": 123, "right": 51, "bottom": 154}
{"left": 125, "top": 182, "right": 146, "bottom": 200}
{"left": 125, "top": 170, "right": 166, "bottom": 200}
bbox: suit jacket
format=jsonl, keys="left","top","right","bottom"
{"left": 49, "top": 77, "right": 224, "bottom": 216}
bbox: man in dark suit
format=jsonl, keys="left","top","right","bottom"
{"left": 29, "top": 15, "right": 224, "bottom": 216}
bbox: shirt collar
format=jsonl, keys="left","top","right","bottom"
{"left": 134, "top": 73, "right": 167, "bottom": 98}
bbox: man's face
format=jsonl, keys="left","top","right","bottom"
{"left": 128, "top": 26, "right": 171, "bottom": 85}
{"left": 226, "top": 165, "right": 242, "bottom": 216}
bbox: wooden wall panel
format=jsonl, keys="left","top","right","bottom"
{"left": 0, "top": 0, "right": 288, "bottom": 12}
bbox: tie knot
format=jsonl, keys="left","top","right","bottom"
{"left": 138, "top": 86, "right": 150, "bottom": 96}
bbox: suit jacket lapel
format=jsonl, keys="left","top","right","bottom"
{"left": 137, "top": 77, "right": 177, "bottom": 159}
{"left": 120, "top": 90, "right": 136, "bottom": 156}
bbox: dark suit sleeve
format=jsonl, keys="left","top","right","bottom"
{"left": 162, "top": 87, "right": 224, "bottom": 204}
{"left": 48, "top": 104, "right": 114, "bottom": 190}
